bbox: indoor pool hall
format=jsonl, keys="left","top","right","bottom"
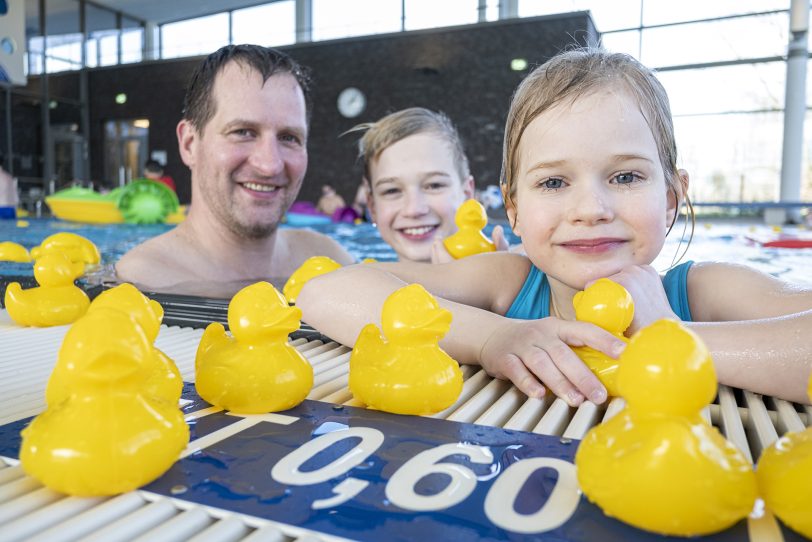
{"left": 1, "top": 1, "right": 811, "bottom": 541}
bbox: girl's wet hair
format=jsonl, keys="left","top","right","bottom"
{"left": 500, "top": 48, "right": 694, "bottom": 262}
{"left": 348, "top": 107, "right": 471, "bottom": 183}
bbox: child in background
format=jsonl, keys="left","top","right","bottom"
{"left": 300, "top": 49, "right": 812, "bottom": 405}
{"left": 316, "top": 184, "right": 347, "bottom": 217}
{"left": 351, "top": 107, "right": 508, "bottom": 262}
{"left": 143, "top": 160, "right": 176, "bottom": 192}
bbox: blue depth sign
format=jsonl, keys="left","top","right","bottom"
{"left": 0, "top": 385, "right": 802, "bottom": 542}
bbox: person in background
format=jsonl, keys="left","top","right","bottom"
{"left": 299, "top": 49, "right": 812, "bottom": 406}
{"left": 351, "top": 107, "right": 508, "bottom": 263}
{"left": 352, "top": 180, "right": 370, "bottom": 221}
{"left": 316, "top": 184, "right": 347, "bottom": 217}
{"left": 0, "top": 164, "right": 16, "bottom": 219}
{"left": 117, "top": 45, "right": 353, "bottom": 295}
{"left": 143, "top": 159, "right": 177, "bottom": 192}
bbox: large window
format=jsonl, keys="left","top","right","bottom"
{"left": 312, "top": 0, "right": 401, "bottom": 40}
{"left": 161, "top": 13, "right": 230, "bottom": 60}
{"left": 120, "top": 17, "right": 144, "bottom": 64}
{"left": 21, "top": 0, "right": 811, "bottom": 204}
{"left": 232, "top": 2, "right": 296, "bottom": 46}
{"left": 405, "top": 0, "right": 479, "bottom": 31}
{"left": 520, "top": 0, "right": 643, "bottom": 32}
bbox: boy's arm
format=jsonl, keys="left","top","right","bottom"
{"left": 297, "top": 260, "right": 625, "bottom": 406}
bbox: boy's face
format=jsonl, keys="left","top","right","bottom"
{"left": 178, "top": 63, "right": 308, "bottom": 239}
{"left": 507, "top": 88, "right": 676, "bottom": 291}
{"left": 368, "top": 133, "right": 474, "bottom": 262}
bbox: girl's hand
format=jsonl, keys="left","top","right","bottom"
{"left": 604, "top": 265, "right": 679, "bottom": 335}
{"left": 479, "top": 318, "right": 625, "bottom": 406}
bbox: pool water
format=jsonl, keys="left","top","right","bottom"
{"left": 1, "top": 217, "right": 809, "bottom": 286}
{"left": 0, "top": 218, "right": 518, "bottom": 276}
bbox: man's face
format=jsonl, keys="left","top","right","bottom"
{"left": 178, "top": 63, "right": 308, "bottom": 239}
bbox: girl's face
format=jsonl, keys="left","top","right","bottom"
{"left": 368, "top": 133, "right": 474, "bottom": 262}
{"left": 507, "top": 88, "right": 677, "bottom": 291}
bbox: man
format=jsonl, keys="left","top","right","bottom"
{"left": 117, "top": 45, "right": 354, "bottom": 295}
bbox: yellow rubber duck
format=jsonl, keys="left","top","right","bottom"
{"left": 283, "top": 256, "right": 342, "bottom": 304}
{"left": 4, "top": 252, "right": 90, "bottom": 327}
{"left": 349, "top": 283, "right": 463, "bottom": 415}
{"left": 0, "top": 241, "right": 31, "bottom": 262}
{"left": 442, "top": 199, "right": 496, "bottom": 259}
{"left": 30, "top": 232, "right": 100, "bottom": 267}
{"left": 196, "top": 281, "right": 313, "bottom": 413}
{"left": 46, "top": 283, "right": 182, "bottom": 407}
{"left": 20, "top": 307, "right": 189, "bottom": 496}
{"left": 575, "top": 319, "right": 757, "bottom": 536}
{"left": 756, "top": 372, "right": 812, "bottom": 539}
{"left": 571, "top": 278, "right": 633, "bottom": 397}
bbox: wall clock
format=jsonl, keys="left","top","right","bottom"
{"left": 337, "top": 87, "right": 366, "bottom": 118}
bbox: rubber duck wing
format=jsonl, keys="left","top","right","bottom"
{"left": 351, "top": 323, "right": 388, "bottom": 367}
{"left": 3, "top": 283, "right": 30, "bottom": 326}
{"left": 196, "top": 322, "right": 228, "bottom": 366}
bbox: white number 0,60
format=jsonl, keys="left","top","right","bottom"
{"left": 269, "top": 427, "right": 579, "bottom": 534}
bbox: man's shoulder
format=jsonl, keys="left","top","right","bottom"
{"left": 115, "top": 231, "right": 190, "bottom": 287}
{"left": 281, "top": 228, "right": 354, "bottom": 265}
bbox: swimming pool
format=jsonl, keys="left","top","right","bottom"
{"left": 1, "top": 217, "right": 809, "bottom": 286}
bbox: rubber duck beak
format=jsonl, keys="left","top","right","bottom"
{"left": 272, "top": 306, "right": 302, "bottom": 333}
{"left": 423, "top": 307, "right": 452, "bottom": 335}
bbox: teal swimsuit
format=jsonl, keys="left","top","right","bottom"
{"left": 505, "top": 261, "right": 694, "bottom": 321}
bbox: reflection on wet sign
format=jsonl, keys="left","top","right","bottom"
{"left": 141, "top": 395, "right": 756, "bottom": 542}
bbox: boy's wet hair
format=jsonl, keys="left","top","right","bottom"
{"left": 500, "top": 48, "right": 690, "bottom": 226}
{"left": 349, "top": 107, "right": 471, "bottom": 184}
{"left": 183, "top": 44, "right": 313, "bottom": 134}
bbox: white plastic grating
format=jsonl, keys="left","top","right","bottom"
{"left": 1, "top": 308, "right": 809, "bottom": 542}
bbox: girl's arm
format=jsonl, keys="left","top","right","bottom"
{"left": 687, "top": 262, "right": 812, "bottom": 404}
{"left": 297, "top": 256, "right": 625, "bottom": 406}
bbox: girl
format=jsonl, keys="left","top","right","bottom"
{"left": 300, "top": 50, "right": 812, "bottom": 405}
{"left": 352, "top": 107, "right": 508, "bottom": 262}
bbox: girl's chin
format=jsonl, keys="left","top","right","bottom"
{"left": 551, "top": 269, "right": 624, "bottom": 292}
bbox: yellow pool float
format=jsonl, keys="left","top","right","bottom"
{"left": 46, "top": 181, "right": 185, "bottom": 225}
